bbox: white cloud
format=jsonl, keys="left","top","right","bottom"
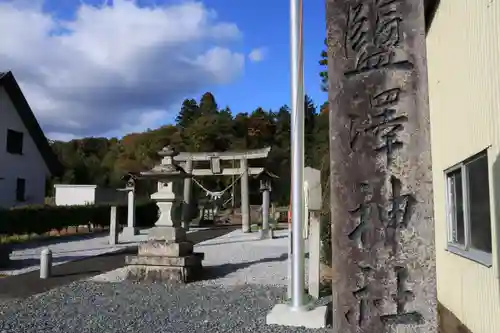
{"left": 248, "top": 47, "right": 268, "bottom": 62}
{"left": 0, "top": 0, "right": 245, "bottom": 140}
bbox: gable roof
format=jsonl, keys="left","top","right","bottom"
{"left": 0, "top": 71, "right": 63, "bottom": 177}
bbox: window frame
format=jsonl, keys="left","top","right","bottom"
{"left": 445, "top": 150, "right": 493, "bottom": 267}
{"left": 16, "top": 178, "right": 26, "bottom": 202}
{"left": 6, "top": 129, "right": 24, "bottom": 155}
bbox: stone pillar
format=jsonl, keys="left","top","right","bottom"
{"left": 109, "top": 206, "right": 118, "bottom": 245}
{"left": 40, "top": 248, "right": 52, "bottom": 279}
{"left": 326, "top": 1, "right": 436, "bottom": 332}
{"left": 182, "top": 159, "right": 193, "bottom": 230}
{"left": 259, "top": 183, "right": 271, "bottom": 240}
{"left": 125, "top": 180, "right": 204, "bottom": 283}
{"left": 122, "top": 188, "right": 138, "bottom": 238}
{"left": 308, "top": 212, "right": 321, "bottom": 299}
{"left": 240, "top": 158, "right": 251, "bottom": 233}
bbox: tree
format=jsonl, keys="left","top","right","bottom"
{"left": 199, "top": 92, "right": 218, "bottom": 115}
{"left": 304, "top": 95, "right": 317, "bottom": 167}
{"left": 319, "top": 38, "right": 328, "bottom": 92}
{"left": 176, "top": 99, "right": 199, "bottom": 130}
{"left": 48, "top": 91, "right": 329, "bottom": 208}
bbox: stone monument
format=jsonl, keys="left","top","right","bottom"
{"left": 326, "top": 0, "right": 436, "bottom": 332}
{"left": 125, "top": 146, "right": 204, "bottom": 283}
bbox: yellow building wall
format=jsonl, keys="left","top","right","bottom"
{"left": 427, "top": 0, "right": 500, "bottom": 332}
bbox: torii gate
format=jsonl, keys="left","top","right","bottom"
{"left": 174, "top": 147, "right": 271, "bottom": 233}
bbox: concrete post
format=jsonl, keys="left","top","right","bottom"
{"left": 122, "top": 189, "right": 138, "bottom": 238}
{"left": 287, "top": 226, "right": 293, "bottom": 299}
{"left": 40, "top": 248, "right": 52, "bottom": 279}
{"left": 128, "top": 190, "right": 135, "bottom": 228}
{"left": 240, "top": 158, "right": 250, "bottom": 233}
{"left": 260, "top": 188, "right": 271, "bottom": 239}
{"left": 183, "top": 159, "right": 193, "bottom": 230}
{"left": 308, "top": 211, "right": 321, "bottom": 299}
{"left": 109, "top": 206, "right": 118, "bottom": 245}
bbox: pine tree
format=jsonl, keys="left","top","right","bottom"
{"left": 199, "top": 92, "right": 218, "bottom": 115}
{"left": 175, "top": 99, "right": 199, "bottom": 130}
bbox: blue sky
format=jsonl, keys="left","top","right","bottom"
{"left": 0, "top": 0, "right": 327, "bottom": 140}
{"left": 202, "top": 0, "right": 328, "bottom": 114}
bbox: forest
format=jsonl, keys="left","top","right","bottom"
{"left": 48, "top": 42, "right": 331, "bottom": 208}
{"left": 49, "top": 93, "right": 330, "bottom": 207}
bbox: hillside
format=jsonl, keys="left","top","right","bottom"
{"left": 48, "top": 92, "right": 330, "bottom": 206}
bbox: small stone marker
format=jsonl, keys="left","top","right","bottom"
{"left": 109, "top": 206, "right": 118, "bottom": 245}
{"left": 308, "top": 212, "right": 321, "bottom": 299}
{"left": 304, "top": 167, "right": 322, "bottom": 299}
{"left": 40, "top": 248, "right": 52, "bottom": 279}
{"left": 326, "top": 0, "right": 437, "bottom": 332}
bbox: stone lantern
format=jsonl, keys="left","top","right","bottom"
{"left": 125, "top": 145, "right": 203, "bottom": 283}
{"left": 119, "top": 173, "right": 139, "bottom": 238}
{"left": 254, "top": 169, "right": 279, "bottom": 240}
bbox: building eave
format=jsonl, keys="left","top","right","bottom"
{"left": 425, "top": 0, "right": 440, "bottom": 34}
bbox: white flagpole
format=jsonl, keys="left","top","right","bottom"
{"left": 289, "top": 0, "right": 306, "bottom": 311}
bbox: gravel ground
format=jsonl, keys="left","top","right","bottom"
{"left": 0, "top": 229, "right": 330, "bottom": 332}
{"left": 1, "top": 228, "right": 206, "bottom": 276}
{"left": 90, "top": 229, "right": 309, "bottom": 286}
{"left": 0, "top": 281, "right": 330, "bottom": 333}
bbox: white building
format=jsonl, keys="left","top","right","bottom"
{"left": 0, "top": 71, "right": 62, "bottom": 208}
{"left": 53, "top": 184, "right": 126, "bottom": 206}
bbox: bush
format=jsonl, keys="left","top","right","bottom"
{"left": 0, "top": 201, "right": 158, "bottom": 237}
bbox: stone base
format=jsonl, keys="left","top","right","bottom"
{"left": 138, "top": 240, "right": 193, "bottom": 257}
{"left": 259, "top": 228, "right": 272, "bottom": 240}
{"left": 266, "top": 303, "right": 328, "bottom": 329}
{"left": 121, "top": 226, "right": 138, "bottom": 239}
{"left": 126, "top": 265, "right": 201, "bottom": 283}
{"left": 147, "top": 226, "right": 186, "bottom": 242}
{"left": 126, "top": 252, "right": 204, "bottom": 267}
{"left": 125, "top": 252, "right": 204, "bottom": 283}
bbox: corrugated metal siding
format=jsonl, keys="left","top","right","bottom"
{"left": 427, "top": 0, "right": 500, "bottom": 332}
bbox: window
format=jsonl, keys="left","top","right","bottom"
{"left": 446, "top": 151, "right": 492, "bottom": 266}
{"left": 6, "top": 129, "right": 24, "bottom": 154}
{"left": 16, "top": 178, "right": 26, "bottom": 202}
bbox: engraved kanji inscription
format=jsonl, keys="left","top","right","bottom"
{"left": 344, "top": 0, "right": 413, "bottom": 77}
{"left": 378, "top": 176, "right": 414, "bottom": 254}
{"left": 345, "top": 4, "right": 369, "bottom": 57}
{"left": 348, "top": 88, "right": 407, "bottom": 165}
{"left": 347, "top": 182, "right": 378, "bottom": 250}
{"left": 380, "top": 266, "right": 424, "bottom": 325}
{"left": 345, "top": 264, "right": 381, "bottom": 328}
